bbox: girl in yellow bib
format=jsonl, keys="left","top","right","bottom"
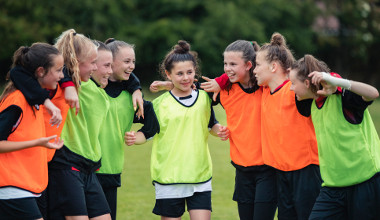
{"left": 0, "top": 43, "right": 64, "bottom": 219}
{"left": 126, "top": 40, "right": 229, "bottom": 220}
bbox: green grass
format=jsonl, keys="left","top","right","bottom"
{"left": 118, "top": 89, "right": 380, "bottom": 220}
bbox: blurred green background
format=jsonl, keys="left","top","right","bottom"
{"left": 1, "top": 0, "right": 380, "bottom": 87}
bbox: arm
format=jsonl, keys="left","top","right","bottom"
{"left": 209, "top": 123, "right": 230, "bottom": 141}
{"left": 200, "top": 76, "right": 221, "bottom": 102}
{"left": 124, "top": 73, "right": 144, "bottom": 118}
{"left": 124, "top": 131, "right": 146, "bottom": 146}
{"left": 149, "top": 81, "right": 173, "bottom": 93}
{"left": 309, "top": 71, "right": 379, "bottom": 101}
{"left": 0, "top": 135, "right": 63, "bottom": 153}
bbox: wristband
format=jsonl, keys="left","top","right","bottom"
{"left": 322, "top": 72, "right": 351, "bottom": 90}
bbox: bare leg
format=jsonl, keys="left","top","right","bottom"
{"left": 189, "top": 209, "right": 211, "bottom": 220}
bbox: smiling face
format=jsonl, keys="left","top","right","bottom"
{"left": 166, "top": 61, "right": 195, "bottom": 97}
{"left": 38, "top": 54, "right": 64, "bottom": 90}
{"left": 289, "top": 69, "right": 314, "bottom": 100}
{"left": 92, "top": 50, "right": 113, "bottom": 88}
{"left": 223, "top": 51, "right": 252, "bottom": 87}
{"left": 79, "top": 49, "right": 98, "bottom": 82}
{"left": 253, "top": 51, "right": 273, "bottom": 86}
{"left": 110, "top": 47, "right": 135, "bottom": 81}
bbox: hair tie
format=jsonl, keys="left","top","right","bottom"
{"left": 106, "top": 38, "right": 116, "bottom": 44}
{"left": 73, "top": 32, "right": 77, "bottom": 36}
{"left": 22, "top": 46, "right": 30, "bottom": 54}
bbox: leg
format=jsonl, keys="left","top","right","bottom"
{"left": 253, "top": 166, "right": 277, "bottom": 220}
{"left": 101, "top": 187, "right": 118, "bottom": 220}
{"left": 350, "top": 173, "right": 380, "bottom": 219}
{"left": 153, "top": 197, "right": 185, "bottom": 219}
{"left": 186, "top": 192, "right": 212, "bottom": 220}
{"left": 308, "top": 187, "right": 347, "bottom": 220}
{"left": 293, "top": 165, "right": 322, "bottom": 220}
{"left": 237, "top": 202, "right": 254, "bottom": 220}
{"left": 189, "top": 209, "right": 211, "bottom": 220}
{"left": 85, "top": 173, "right": 111, "bottom": 219}
{"left": 276, "top": 170, "right": 297, "bottom": 220}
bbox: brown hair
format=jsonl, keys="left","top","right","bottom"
{"left": 224, "top": 40, "right": 260, "bottom": 92}
{"left": 55, "top": 29, "right": 97, "bottom": 89}
{"left": 159, "top": 40, "right": 200, "bottom": 80}
{"left": 105, "top": 38, "right": 134, "bottom": 59}
{"left": 292, "top": 54, "right": 330, "bottom": 94}
{"left": 259, "top": 32, "right": 295, "bottom": 73}
{"left": 1, "top": 43, "right": 60, "bottom": 102}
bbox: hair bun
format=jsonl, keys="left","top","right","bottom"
{"left": 22, "top": 46, "right": 30, "bottom": 54}
{"left": 270, "top": 32, "right": 286, "bottom": 47}
{"left": 174, "top": 40, "right": 190, "bottom": 54}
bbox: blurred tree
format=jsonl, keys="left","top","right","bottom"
{"left": 0, "top": 0, "right": 377, "bottom": 87}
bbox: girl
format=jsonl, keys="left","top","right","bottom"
{"left": 95, "top": 39, "right": 159, "bottom": 220}
{"left": 252, "top": 33, "right": 321, "bottom": 220}
{"left": 210, "top": 33, "right": 321, "bottom": 219}
{"left": 127, "top": 40, "right": 229, "bottom": 220}
{"left": 0, "top": 43, "right": 64, "bottom": 219}
{"left": 46, "top": 29, "right": 114, "bottom": 220}
{"left": 154, "top": 40, "right": 278, "bottom": 220}
{"left": 289, "top": 55, "right": 380, "bottom": 220}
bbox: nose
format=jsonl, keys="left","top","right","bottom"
{"left": 59, "top": 70, "right": 64, "bottom": 79}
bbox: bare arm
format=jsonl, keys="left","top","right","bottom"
{"left": 124, "top": 131, "right": 147, "bottom": 146}
{"left": 210, "top": 124, "right": 230, "bottom": 141}
{"left": 0, "top": 135, "right": 64, "bottom": 153}
{"left": 309, "top": 71, "right": 379, "bottom": 101}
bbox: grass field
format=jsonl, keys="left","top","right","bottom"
{"left": 117, "top": 89, "right": 380, "bottom": 220}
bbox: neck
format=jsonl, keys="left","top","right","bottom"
{"left": 268, "top": 74, "right": 288, "bottom": 92}
{"left": 171, "top": 88, "right": 192, "bottom": 97}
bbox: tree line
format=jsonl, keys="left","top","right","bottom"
{"left": 1, "top": 0, "right": 379, "bottom": 87}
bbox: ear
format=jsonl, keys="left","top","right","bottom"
{"left": 304, "top": 79, "right": 311, "bottom": 88}
{"left": 165, "top": 70, "right": 171, "bottom": 80}
{"left": 36, "top": 67, "right": 45, "bottom": 78}
{"left": 245, "top": 61, "right": 253, "bottom": 71}
{"left": 271, "top": 62, "right": 277, "bottom": 73}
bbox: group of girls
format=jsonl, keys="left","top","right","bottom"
{"left": 0, "top": 27, "right": 379, "bottom": 220}
{"left": 150, "top": 32, "right": 380, "bottom": 220}
{"left": 0, "top": 28, "right": 229, "bottom": 220}
{"left": 197, "top": 33, "right": 379, "bottom": 220}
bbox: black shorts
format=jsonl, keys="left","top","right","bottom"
{"left": 153, "top": 191, "right": 212, "bottom": 218}
{"left": 233, "top": 165, "right": 277, "bottom": 204}
{"left": 48, "top": 168, "right": 110, "bottom": 219}
{"left": 0, "top": 197, "right": 42, "bottom": 220}
{"left": 277, "top": 164, "right": 322, "bottom": 220}
{"left": 309, "top": 172, "right": 380, "bottom": 220}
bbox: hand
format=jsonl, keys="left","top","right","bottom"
{"left": 217, "top": 125, "right": 230, "bottom": 141}
{"left": 132, "top": 90, "right": 144, "bottom": 119}
{"left": 125, "top": 131, "right": 136, "bottom": 146}
{"left": 64, "top": 86, "right": 80, "bottom": 115}
{"left": 150, "top": 81, "right": 173, "bottom": 93}
{"left": 200, "top": 76, "right": 220, "bottom": 101}
{"left": 39, "top": 135, "right": 64, "bottom": 150}
{"left": 309, "top": 71, "right": 337, "bottom": 96}
{"left": 43, "top": 99, "right": 62, "bottom": 127}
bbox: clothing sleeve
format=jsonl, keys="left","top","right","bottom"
{"left": 208, "top": 106, "right": 219, "bottom": 129}
{"left": 123, "top": 73, "right": 142, "bottom": 94}
{"left": 134, "top": 100, "right": 160, "bottom": 139}
{"left": 59, "top": 67, "right": 74, "bottom": 86}
{"left": 0, "top": 105, "right": 22, "bottom": 140}
{"left": 341, "top": 89, "right": 373, "bottom": 124}
{"left": 10, "top": 69, "right": 49, "bottom": 105}
{"left": 295, "top": 97, "right": 313, "bottom": 117}
{"left": 215, "top": 73, "right": 229, "bottom": 90}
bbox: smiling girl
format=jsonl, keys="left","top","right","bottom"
{"left": 0, "top": 43, "right": 64, "bottom": 220}
{"left": 289, "top": 54, "right": 380, "bottom": 220}
{"left": 127, "top": 40, "right": 229, "bottom": 220}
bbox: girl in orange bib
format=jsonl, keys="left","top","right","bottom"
{"left": 0, "top": 43, "right": 64, "bottom": 219}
